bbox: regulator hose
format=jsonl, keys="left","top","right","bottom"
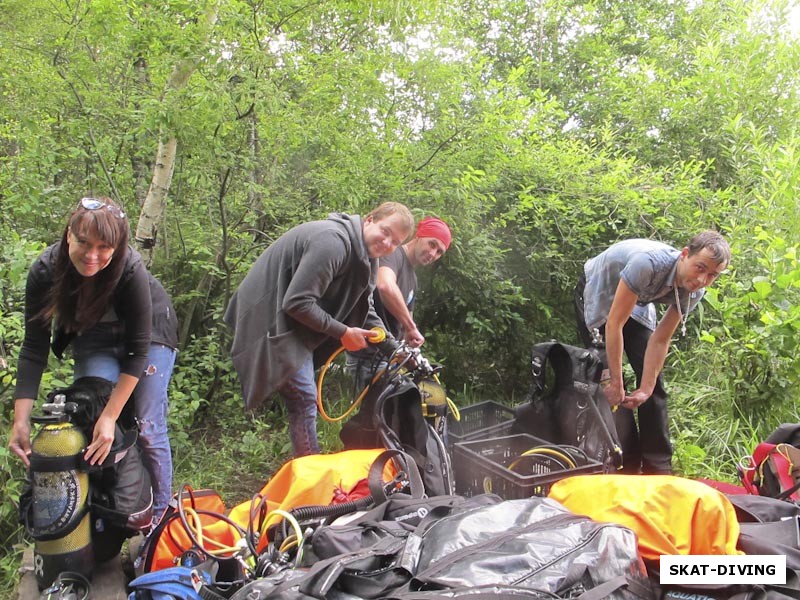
{"left": 289, "top": 494, "right": 375, "bottom": 522}
{"left": 316, "top": 327, "right": 395, "bottom": 422}
{"left": 508, "top": 446, "right": 578, "bottom": 472}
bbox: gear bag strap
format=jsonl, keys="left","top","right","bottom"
{"left": 368, "top": 449, "right": 425, "bottom": 503}
{"left": 28, "top": 429, "right": 138, "bottom": 473}
{"left": 576, "top": 574, "right": 654, "bottom": 600}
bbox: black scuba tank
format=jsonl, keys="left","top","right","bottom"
{"left": 29, "top": 392, "right": 93, "bottom": 590}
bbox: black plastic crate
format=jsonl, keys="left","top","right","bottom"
{"left": 453, "top": 433, "right": 604, "bottom": 499}
{"left": 447, "top": 400, "right": 516, "bottom": 447}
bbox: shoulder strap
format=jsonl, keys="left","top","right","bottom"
{"left": 547, "top": 343, "right": 606, "bottom": 404}
{"left": 531, "top": 342, "right": 604, "bottom": 396}
{"left": 574, "top": 345, "right": 605, "bottom": 385}
{"left": 770, "top": 444, "right": 800, "bottom": 501}
{"left": 529, "top": 341, "right": 561, "bottom": 395}
{"left": 576, "top": 574, "right": 654, "bottom": 600}
{"left": 368, "top": 449, "right": 425, "bottom": 503}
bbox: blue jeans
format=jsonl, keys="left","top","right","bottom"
{"left": 345, "top": 351, "right": 388, "bottom": 395}
{"left": 277, "top": 354, "right": 320, "bottom": 457}
{"left": 73, "top": 343, "right": 177, "bottom": 521}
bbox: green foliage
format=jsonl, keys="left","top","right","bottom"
{"left": 172, "top": 412, "right": 290, "bottom": 506}
{"left": 0, "top": 444, "right": 26, "bottom": 598}
{"left": 0, "top": 235, "right": 44, "bottom": 384}
{"left": 700, "top": 228, "right": 800, "bottom": 416}
{"left": 669, "top": 375, "right": 761, "bottom": 482}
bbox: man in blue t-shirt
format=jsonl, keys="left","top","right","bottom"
{"left": 574, "top": 230, "right": 730, "bottom": 474}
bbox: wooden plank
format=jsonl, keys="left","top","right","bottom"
{"left": 17, "top": 545, "right": 130, "bottom": 600}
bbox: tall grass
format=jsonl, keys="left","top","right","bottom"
{"left": 667, "top": 342, "right": 799, "bottom": 482}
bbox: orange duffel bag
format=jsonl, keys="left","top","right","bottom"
{"left": 137, "top": 487, "right": 241, "bottom": 574}
{"left": 548, "top": 474, "right": 743, "bottom": 561}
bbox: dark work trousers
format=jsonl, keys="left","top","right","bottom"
{"left": 574, "top": 274, "right": 673, "bottom": 475}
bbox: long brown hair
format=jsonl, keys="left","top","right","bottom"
{"left": 40, "top": 197, "right": 130, "bottom": 333}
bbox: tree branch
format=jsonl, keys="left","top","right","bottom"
{"left": 409, "top": 128, "right": 466, "bottom": 175}
{"left": 56, "top": 69, "right": 122, "bottom": 201}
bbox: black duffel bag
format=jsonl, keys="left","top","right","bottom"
{"left": 231, "top": 495, "right": 652, "bottom": 600}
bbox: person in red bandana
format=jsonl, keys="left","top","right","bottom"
{"left": 348, "top": 216, "right": 452, "bottom": 390}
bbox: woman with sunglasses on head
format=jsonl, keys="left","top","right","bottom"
{"left": 9, "top": 196, "right": 178, "bottom": 523}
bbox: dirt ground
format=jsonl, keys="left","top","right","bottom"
{"left": 16, "top": 538, "right": 141, "bottom": 600}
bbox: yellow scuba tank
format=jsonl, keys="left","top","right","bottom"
{"left": 29, "top": 392, "right": 93, "bottom": 590}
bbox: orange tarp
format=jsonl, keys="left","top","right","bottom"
{"left": 227, "top": 448, "right": 393, "bottom": 529}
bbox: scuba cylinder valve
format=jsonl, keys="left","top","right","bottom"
{"left": 29, "top": 393, "right": 93, "bottom": 590}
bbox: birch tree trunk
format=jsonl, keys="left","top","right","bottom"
{"left": 135, "top": 137, "right": 177, "bottom": 264}
{"left": 135, "top": 3, "right": 220, "bottom": 265}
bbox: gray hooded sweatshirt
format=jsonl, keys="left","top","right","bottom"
{"left": 224, "top": 213, "right": 383, "bottom": 410}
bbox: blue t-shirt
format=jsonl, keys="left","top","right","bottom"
{"left": 582, "top": 239, "right": 704, "bottom": 331}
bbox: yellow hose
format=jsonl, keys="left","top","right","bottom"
{"left": 508, "top": 446, "right": 577, "bottom": 471}
{"left": 316, "top": 346, "right": 387, "bottom": 422}
{"left": 182, "top": 507, "right": 243, "bottom": 556}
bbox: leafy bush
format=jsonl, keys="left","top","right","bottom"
{"left": 699, "top": 227, "right": 800, "bottom": 419}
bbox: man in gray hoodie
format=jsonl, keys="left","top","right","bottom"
{"left": 224, "top": 203, "right": 414, "bottom": 456}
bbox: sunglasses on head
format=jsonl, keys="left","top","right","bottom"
{"left": 79, "top": 197, "right": 126, "bottom": 219}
